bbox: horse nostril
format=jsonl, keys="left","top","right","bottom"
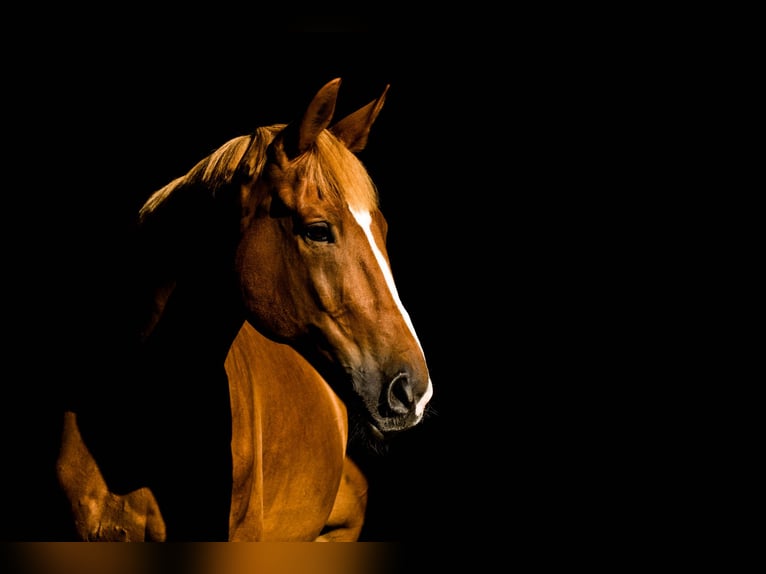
{"left": 387, "top": 373, "right": 414, "bottom": 415}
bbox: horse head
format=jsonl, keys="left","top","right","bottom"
{"left": 231, "top": 78, "right": 433, "bottom": 439}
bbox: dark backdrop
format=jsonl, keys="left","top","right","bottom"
{"left": 3, "top": 25, "right": 503, "bottom": 545}
{"left": 2, "top": 16, "right": 647, "bottom": 563}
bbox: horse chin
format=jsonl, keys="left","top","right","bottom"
{"left": 367, "top": 422, "right": 386, "bottom": 441}
{"left": 347, "top": 413, "right": 391, "bottom": 454}
{"left": 349, "top": 410, "right": 423, "bottom": 456}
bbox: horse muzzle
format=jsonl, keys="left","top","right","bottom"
{"left": 365, "top": 371, "right": 433, "bottom": 436}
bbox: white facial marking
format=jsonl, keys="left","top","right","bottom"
{"left": 351, "top": 207, "right": 433, "bottom": 418}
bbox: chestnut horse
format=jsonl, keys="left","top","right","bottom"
{"left": 55, "top": 78, "right": 433, "bottom": 541}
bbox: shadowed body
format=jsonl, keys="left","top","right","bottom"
{"left": 57, "top": 323, "right": 366, "bottom": 541}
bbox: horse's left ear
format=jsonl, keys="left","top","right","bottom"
{"left": 330, "top": 84, "right": 390, "bottom": 152}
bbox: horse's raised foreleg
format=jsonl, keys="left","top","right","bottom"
{"left": 56, "top": 411, "right": 167, "bottom": 541}
{"left": 314, "top": 456, "right": 368, "bottom": 542}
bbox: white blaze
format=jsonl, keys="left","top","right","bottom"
{"left": 351, "top": 207, "right": 434, "bottom": 418}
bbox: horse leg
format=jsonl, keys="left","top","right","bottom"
{"left": 56, "top": 411, "right": 167, "bottom": 541}
{"left": 314, "top": 455, "right": 368, "bottom": 542}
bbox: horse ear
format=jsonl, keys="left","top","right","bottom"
{"left": 330, "top": 84, "right": 390, "bottom": 152}
{"left": 281, "top": 78, "right": 342, "bottom": 158}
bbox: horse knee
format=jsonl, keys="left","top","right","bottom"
{"left": 316, "top": 457, "right": 368, "bottom": 542}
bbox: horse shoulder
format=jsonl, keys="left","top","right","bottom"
{"left": 226, "top": 322, "right": 363, "bottom": 541}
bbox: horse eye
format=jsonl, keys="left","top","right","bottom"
{"left": 304, "top": 222, "right": 333, "bottom": 243}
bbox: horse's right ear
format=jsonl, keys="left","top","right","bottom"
{"left": 330, "top": 84, "right": 390, "bottom": 152}
{"left": 279, "top": 78, "right": 342, "bottom": 159}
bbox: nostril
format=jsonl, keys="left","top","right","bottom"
{"left": 387, "top": 373, "right": 414, "bottom": 415}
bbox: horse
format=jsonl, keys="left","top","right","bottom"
{"left": 54, "top": 77, "right": 433, "bottom": 541}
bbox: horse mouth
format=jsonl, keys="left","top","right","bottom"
{"left": 367, "top": 417, "right": 417, "bottom": 439}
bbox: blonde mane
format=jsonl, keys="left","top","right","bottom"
{"left": 139, "top": 124, "right": 379, "bottom": 224}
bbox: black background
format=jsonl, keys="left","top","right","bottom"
{"left": 1, "top": 11, "right": 670, "bottom": 564}
{"left": 4, "top": 21, "right": 513, "bottom": 544}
